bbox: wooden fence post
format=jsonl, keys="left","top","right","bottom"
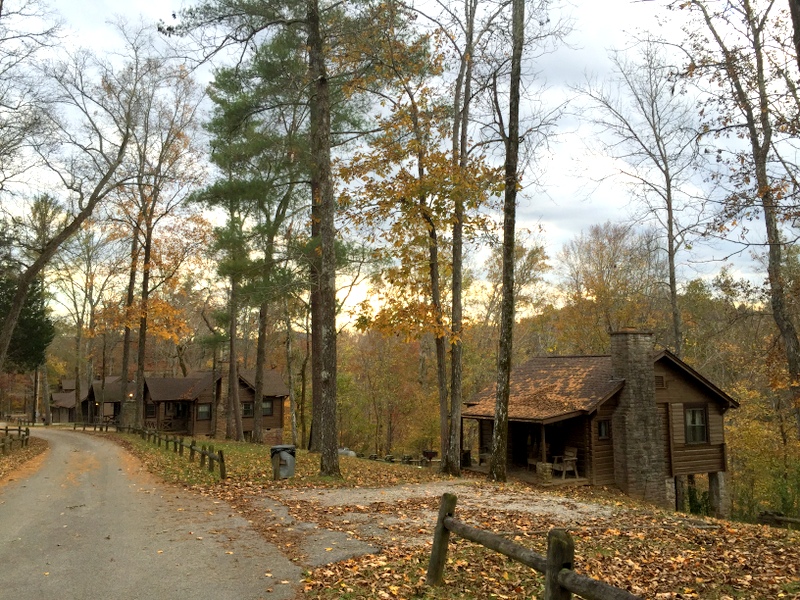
{"left": 545, "top": 529, "right": 574, "bottom": 600}
{"left": 200, "top": 445, "right": 207, "bottom": 468}
{"left": 189, "top": 440, "right": 196, "bottom": 462}
{"left": 179, "top": 437, "right": 184, "bottom": 457}
{"left": 218, "top": 450, "right": 226, "bottom": 480}
{"left": 426, "top": 492, "right": 458, "bottom": 586}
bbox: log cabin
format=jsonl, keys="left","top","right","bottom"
{"left": 462, "top": 330, "right": 738, "bottom": 517}
{"left": 143, "top": 369, "right": 288, "bottom": 443}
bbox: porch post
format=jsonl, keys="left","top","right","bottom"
{"left": 459, "top": 419, "right": 464, "bottom": 463}
{"left": 540, "top": 424, "right": 546, "bottom": 462}
{"left": 708, "top": 471, "right": 730, "bottom": 518}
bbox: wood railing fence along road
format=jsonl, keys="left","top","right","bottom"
{"left": 1, "top": 425, "right": 30, "bottom": 455}
{"left": 426, "top": 493, "right": 642, "bottom": 600}
{"left": 68, "top": 422, "right": 227, "bottom": 479}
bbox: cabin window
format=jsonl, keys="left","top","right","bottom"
{"left": 262, "top": 399, "right": 273, "bottom": 416}
{"left": 197, "top": 403, "right": 211, "bottom": 421}
{"left": 242, "top": 402, "right": 254, "bottom": 418}
{"left": 145, "top": 403, "right": 156, "bottom": 419}
{"left": 597, "top": 419, "right": 611, "bottom": 440}
{"left": 654, "top": 375, "right": 666, "bottom": 389}
{"left": 685, "top": 406, "right": 708, "bottom": 444}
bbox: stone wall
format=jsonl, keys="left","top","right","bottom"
{"left": 610, "top": 329, "right": 669, "bottom": 507}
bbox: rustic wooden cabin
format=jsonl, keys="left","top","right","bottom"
{"left": 50, "top": 378, "right": 84, "bottom": 423}
{"left": 50, "top": 392, "right": 77, "bottom": 423}
{"left": 144, "top": 372, "right": 220, "bottom": 435}
{"left": 237, "top": 369, "right": 289, "bottom": 445}
{"left": 85, "top": 376, "right": 131, "bottom": 423}
{"left": 463, "top": 330, "right": 738, "bottom": 517}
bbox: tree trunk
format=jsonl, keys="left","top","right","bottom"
{"left": 284, "top": 298, "right": 299, "bottom": 447}
{"left": 42, "top": 363, "right": 52, "bottom": 426}
{"left": 308, "top": 0, "right": 340, "bottom": 477}
{"left": 32, "top": 368, "right": 39, "bottom": 423}
{"left": 426, "top": 227, "right": 448, "bottom": 465}
{"left": 134, "top": 222, "right": 154, "bottom": 429}
{"left": 228, "top": 276, "right": 244, "bottom": 441}
{"left": 300, "top": 333, "right": 309, "bottom": 448}
{"left": 252, "top": 299, "right": 268, "bottom": 444}
{"left": 489, "top": 0, "right": 523, "bottom": 482}
{"left": 74, "top": 323, "right": 83, "bottom": 423}
{"left": 120, "top": 224, "right": 140, "bottom": 427}
{"left": 444, "top": 0, "right": 476, "bottom": 476}
{"left": 666, "top": 183, "right": 683, "bottom": 358}
{"left": 789, "top": 0, "right": 800, "bottom": 74}
{"left": 309, "top": 232, "right": 322, "bottom": 451}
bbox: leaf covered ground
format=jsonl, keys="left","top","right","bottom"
{"left": 0, "top": 435, "right": 47, "bottom": 482}
{"left": 8, "top": 430, "right": 800, "bottom": 599}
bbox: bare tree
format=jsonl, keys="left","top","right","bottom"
{"left": 0, "top": 39, "right": 143, "bottom": 374}
{"left": 52, "top": 220, "right": 126, "bottom": 422}
{"left": 682, "top": 0, "right": 800, "bottom": 434}
{"left": 0, "top": 0, "right": 60, "bottom": 189}
{"left": 581, "top": 37, "right": 707, "bottom": 358}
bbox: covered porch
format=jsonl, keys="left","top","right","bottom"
{"left": 144, "top": 400, "right": 192, "bottom": 434}
{"left": 465, "top": 460, "right": 589, "bottom": 487}
{"left": 470, "top": 416, "right": 587, "bottom": 480}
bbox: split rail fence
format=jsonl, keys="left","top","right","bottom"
{"left": 120, "top": 426, "right": 226, "bottom": 480}
{"left": 1, "top": 425, "right": 31, "bottom": 455}
{"left": 69, "top": 422, "right": 226, "bottom": 479}
{"left": 426, "top": 493, "right": 642, "bottom": 600}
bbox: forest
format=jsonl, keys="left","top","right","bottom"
{"left": 0, "top": 0, "right": 799, "bottom": 523}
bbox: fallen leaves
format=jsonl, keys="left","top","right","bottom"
{"left": 0, "top": 436, "right": 48, "bottom": 483}
{"left": 96, "top": 432, "right": 800, "bottom": 599}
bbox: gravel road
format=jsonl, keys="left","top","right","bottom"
{"left": 0, "top": 428, "right": 301, "bottom": 600}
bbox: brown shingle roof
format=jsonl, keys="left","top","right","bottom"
{"left": 51, "top": 391, "right": 77, "bottom": 409}
{"left": 238, "top": 369, "right": 290, "bottom": 398}
{"left": 463, "top": 356, "right": 623, "bottom": 424}
{"left": 89, "top": 377, "right": 129, "bottom": 404}
{"left": 145, "top": 373, "right": 217, "bottom": 402}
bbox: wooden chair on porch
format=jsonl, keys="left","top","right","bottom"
{"left": 551, "top": 446, "right": 578, "bottom": 479}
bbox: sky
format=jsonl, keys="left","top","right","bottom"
{"left": 53, "top": 0, "right": 757, "bottom": 285}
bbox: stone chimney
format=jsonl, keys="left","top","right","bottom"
{"left": 610, "top": 329, "right": 668, "bottom": 507}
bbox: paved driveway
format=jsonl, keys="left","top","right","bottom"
{"left": 0, "top": 428, "right": 300, "bottom": 600}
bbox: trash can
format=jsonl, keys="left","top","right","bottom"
{"left": 271, "top": 445, "right": 296, "bottom": 480}
{"left": 460, "top": 449, "right": 471, "bottom": 467}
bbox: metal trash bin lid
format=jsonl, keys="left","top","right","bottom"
{"left": 270, "top": 444, "right": 296, "bottom": 458}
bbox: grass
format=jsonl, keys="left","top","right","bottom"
{"left": 114, "top": 432, "right": 448, "bottom": 489}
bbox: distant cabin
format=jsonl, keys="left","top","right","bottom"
{"left": 143, "top": 369, "right": 289, "bottom": 444}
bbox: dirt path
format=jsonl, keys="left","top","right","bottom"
{"left": 226, "top": 477, "right": 618, "bottom": 570}
{"left": 0, "top": 428, "right": 301, "bottom": 600}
